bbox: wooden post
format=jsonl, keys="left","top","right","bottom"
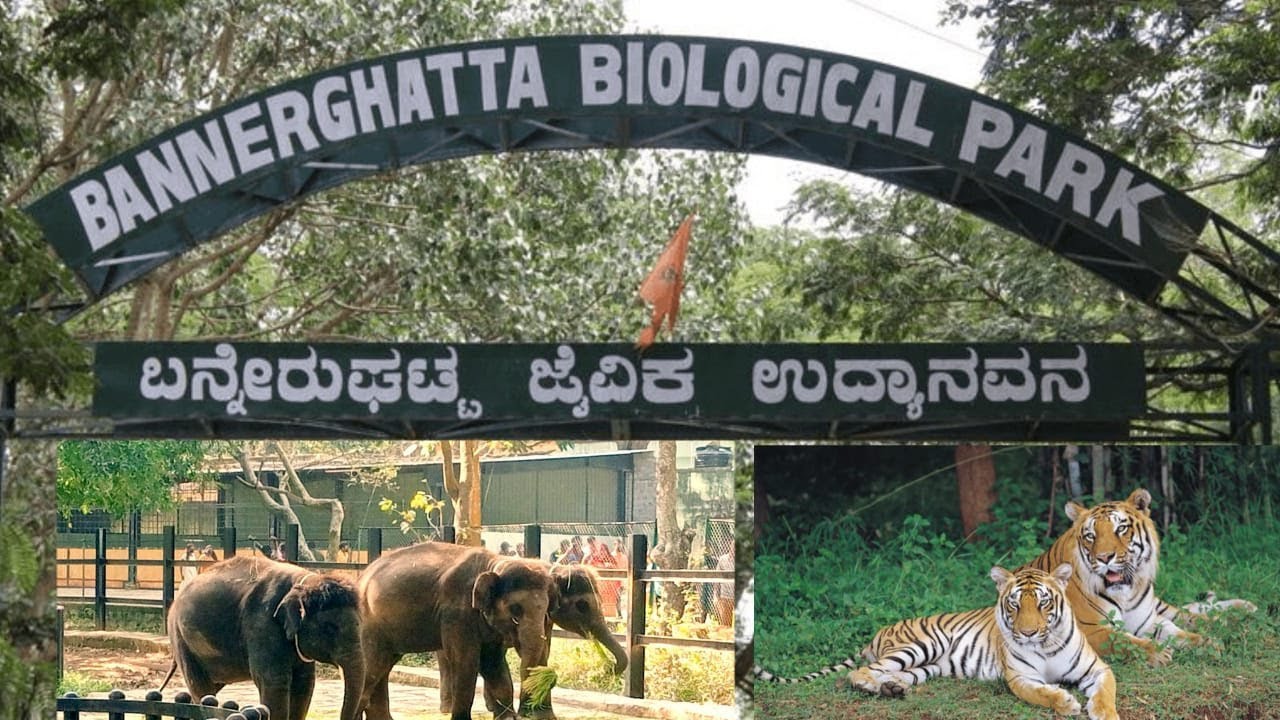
{"left": 367, "top": 528, "right": 382, "bottom": 561}
{"left": 624, "top": 533, "right": 648, "bottom": 698}
{"left": 94, "top": 528, "right": 107, "bottom": 631}
{"left": 441, "top": 526, "right": 456, "bottom": 544}
{"left": 161, "top": 526, "right": 176, "bottom": 624}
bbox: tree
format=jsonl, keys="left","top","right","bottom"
{"left": 955, "top": 443, "right": 996, "bottom": 539}
{"left": 651, "top": 439, "right": 694, "bottom": 619}
{"left": 945, "top": 0, "right": 1280, "bottom": 216}
{"left": 56, "top": 440, "right": 208, "bottom": 517}
{"left": 2, "top": 2, "right": 179, "bottom": 716}
{"left": 739, "top": 183, "right": 1173, "bottom": 344}
{"left": 440, "top": 440, "right": 484, "bottom": 547}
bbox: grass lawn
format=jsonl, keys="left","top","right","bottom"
{"left": 752, "top": 515, "right": 1280, "bottom": 719}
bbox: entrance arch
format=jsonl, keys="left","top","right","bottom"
{"left": 19, "top": 35, "right": 1280, "bottom": 440}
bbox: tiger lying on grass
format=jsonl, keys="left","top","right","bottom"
{"left": 1025, "top": 488, "right": 1255, "bottom": 666}
{"left": 755, "top": 564, "right": 1120, "bottom": 720}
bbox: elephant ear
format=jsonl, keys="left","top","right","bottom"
{"left": 274, "top": 574, "right": 358, "bottom": 640}
{"left": 274, "top": 592, "right": 306, "bottom": 641}
{"left": 472, "top": 570, "right": 500, "bottom": 616}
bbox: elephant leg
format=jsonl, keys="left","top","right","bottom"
{"left": 250, "top": 669, "right": 293, "bottom": 720}
{"left": 289, "top": 663, "right": 316, "bottom": 720}
{"left": 478, "top": 643, "right": 516, "bottom": 719}
{"left": 361, "top": 650, "right": 401, "bottom": 720}
{"left": 438, "top": 655, "right": 455, "bottom": 713}
{"left": 440, "top": 637, "right": 481, "bottom": 720}
{"left": 173, "top": 647, "right": 223, "bottom": 700}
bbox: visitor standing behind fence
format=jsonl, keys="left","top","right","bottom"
{"left": 612, "top": 539, "right": 630, "bottom": 622}
{"left": 181, "top": 543, "right": 198, "bottom": 584}
{"left": 587, "top": 540, "right": 621, "bottom": 617}
{"left": 714, "top": 544, "right": 734, "bottom": 626}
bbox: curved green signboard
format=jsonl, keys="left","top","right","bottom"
{"left": 28, "top": 35, "right": 1209, "bottom": 307}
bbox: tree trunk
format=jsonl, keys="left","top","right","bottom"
{"left": 232, "top": 444, "right": 315, "bottom": 561}
{"left": 441, "top": 441, "right": 483, "bottom": 547}
{"left": 652, "top": 440, "right": 689, "bottom": 618}
{"left": 271, "top": 442, "right": 344, "bottom": 560}
{"left": 1091, "top": 445, "right": 1107, "bottom": 501}
{"left": 955, "top": 444, "right": 997, "bottom": 539}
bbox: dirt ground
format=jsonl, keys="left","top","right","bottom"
{"left": 63, "top": 643, "right": 178, "bottom": 692}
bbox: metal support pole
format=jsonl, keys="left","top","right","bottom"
{"left": 94, "top": 528, "right": 107, "bottom": 630}
{"left": 367, "top": 527, "right": 382, "bottom": 561}
{"left": 624, "top": 533, "right": 648, "bottom": 699}
{"left": 284, "top": 523, "right": 300, "bottom": 562}
{"left": 162, "top": 526, "right": 176, "bottom": 624}
{"left": 126, "top": 511, "right": 140, "bottom": 587}
{"left": 222, "top": 526, "right": 237, "bottom": 558}
{"left": 1251, "top": 344, "right": 1273, "bottom": 444}
{"left": 523, "top": 524, "right": 541, "bottom": 559}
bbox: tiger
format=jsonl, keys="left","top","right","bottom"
{"left": 754, "top": 564, "right": 1120, "bottom": 720}
{"left": 1024, "top": 488, "right": 1253, "bottom": 666}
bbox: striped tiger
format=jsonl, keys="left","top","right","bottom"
{"left": 755, "top": 565, "right": 1119, "bottom": 720}
{"left": 1025, "top": 488, "right": 1253, "bottom": 666}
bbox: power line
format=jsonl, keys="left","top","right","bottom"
{"left": 841, "top": 0, "right": 990, "bottom": 61}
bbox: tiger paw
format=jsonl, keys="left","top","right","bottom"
{"left": 1052, "top": 693, "right": 1082, "bottom": 716}
{"left": 1146, "top": 645, "right": 1173, "bottom": 667}
{"left": 878, "top": 680, "right": 907, "bottom": 699}
{"left": 1182, "top": 630, "right": 1209, "bottom": 647}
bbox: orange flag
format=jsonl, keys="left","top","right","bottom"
{"left": 636, "top": 213, "right": 694, "bottom": 350}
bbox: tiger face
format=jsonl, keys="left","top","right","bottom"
{"left": 990, "top": 564, "right": 1073, "bottom": 647}
{"left": 1066, "top": 489, "right": 1158, "bottom": 595}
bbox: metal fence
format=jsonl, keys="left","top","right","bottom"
{"left": 57, "top": 689, "right": 245, "bottom": 720}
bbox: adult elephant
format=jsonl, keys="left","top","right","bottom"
{"left": 164, "top": 555, "right": 365, "bottom": 720}
{"left": 357, "top": 542, "right": 559, "bottom": 720}
{"left": 439, "top": 563, "right": 630, "bottom": 715}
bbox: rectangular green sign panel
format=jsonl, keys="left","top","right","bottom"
{"left": 92, "top": 342, "right": 1144, "bottom": 425}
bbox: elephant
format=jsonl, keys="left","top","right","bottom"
{"left": 438, "top": 563, "right": 630, "bottom": 715}
{"left": 163, "top": 555, "right": 365, "bottom": 720}
{"left": 357, "top": 542, "right": 559, "bottom": 720}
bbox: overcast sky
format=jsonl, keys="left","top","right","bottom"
{"left": 621, "top": 0, "right": 988, "bottom": 225}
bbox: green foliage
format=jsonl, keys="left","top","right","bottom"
{"left": 0, "top": 527, "right": 38, "bottom": 597}
{"left": 751, "top": 184, "right": 1172, "bottom": 343}
{"left": 56, "top": 671, "right": 114, "bottom": 696}
{"left": 945, "top": 0, "right": 1280, "bottom": 221}
{"left": 56, "top": 440, "right": 210, "bottom": 517}
{"left": 38, "top": 0, "right": 184, "bottom": 80}
{"left": 378, "top": 489, "right": 447, "bottom": 539}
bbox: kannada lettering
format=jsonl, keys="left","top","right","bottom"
{"left": 140, "top": 343, "right": 477, "bottom": 418}
{"left": 529, "top": 345, "right": 695, "bottom": 418}
{"left": 97, "top": 342, "right": 1139, "bottom": 425}
{"left": 751, "top": 345, "right": 1091, "bottom": 419}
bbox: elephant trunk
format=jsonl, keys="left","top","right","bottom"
{"left": 516, "top": 619, "right": 556, "bottom": 719}
{"left": 337, "top": 651, "right": 366, "bottom": 720}
{"left": 589, "top": 621, "right": 628, "bottom": 674}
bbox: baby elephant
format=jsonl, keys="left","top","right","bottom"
{"left": 164, "top": 556, "right": 366, "bottom": 720}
